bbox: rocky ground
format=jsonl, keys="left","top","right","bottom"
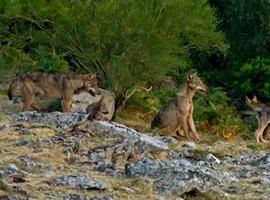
{"left": 1, "top": 77, "right": 270, "bottom": 200}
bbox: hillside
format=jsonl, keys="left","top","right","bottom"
{"left": 1, "top": 72, "right": 270, "bottom": 200}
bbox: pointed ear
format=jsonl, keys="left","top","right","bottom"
{"left": 187, "top": 74, "right": 193, "bottom": 82}
{"left": 245, "top": 96, "right": 251, "bottom": 104}
{"left": 252, "top": 95, "right": 257, "bottom": 102}
{"left": 91, "top": 74, "right": 96, "bottom": 79}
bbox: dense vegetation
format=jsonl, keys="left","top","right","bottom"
{"left": 0, "top": 0, "right": 269, "bottom": 140}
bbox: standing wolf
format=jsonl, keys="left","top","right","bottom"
{"left": 8, "top": 72, "right": 99, "bottom": 112}
{"left": 246, "top": 95, "right": 270, "bottom": 143}
{"left": 151, "top": 73, "right": 207, "bottom": 141}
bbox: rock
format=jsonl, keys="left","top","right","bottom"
{"left": 45, "top": 192, "right": 113, "bottom": 200}
{"left": 155, "top": 136, "right": 177, "bottom": 146}
{"left": 182, "top": 142, "right": 196, "bottom": 149}
{"left": 119, "top": 186, "right": 136, "bottom": 193}
{"left": 0, "top": 195, "right": 28, "bottom": 200}
{"left": 12, "top": 111, "right": 87, "bottom": 129}
{"left": 223, "top": 153, "right": 270, "bottom": 167}
{"left": 16, "top": 138, "right": 29, "bottom": 146}
{"left": 205, "top": 153, "right": 221, "bottom": 164}
{"left": 72, "top": 89, "right": 115, "bottom": 121}
{"left": 84, "top": 121, "right": 169, "bottom": 151}
{"left": 125, "top": 159, "right": 234, "bottom": 197}
{"left": 0, "top": 164, "right": 19, "bottom": 177}
{"left": 51, "top": 175, "right": 107, "bottom": 190}
{"left": 18, "top": 155, "right": 49, "bottom": 173}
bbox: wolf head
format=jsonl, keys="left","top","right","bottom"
{"left": 83, "top": 74, "right": 101, "bottom": 96}
{"left": 186, "top": 73, "right": 208, "bottom": 92}
{"left": 246, "top": 95, "right": 265, "bottom": 112}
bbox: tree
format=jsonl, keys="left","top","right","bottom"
{"left": 0, "top": 0, "right": 227, "bottom": 107}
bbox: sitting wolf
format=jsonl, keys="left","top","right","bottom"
{"left": 8, "top": 72, "right": 100, "bottom": 112}
{"left": 151, "top": 73, "right": 207, "bottom": 141}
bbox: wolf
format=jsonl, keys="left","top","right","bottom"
{"left": 8, "top": 72, "right": 100, "bottom": 112}
{"left": 86, "top": 96, "right": 109, "bottom": 121}
{"left": 151, "top": 73, "right": 207, "bottom": 141}
{"left": 246, "top": 95, "right": 270, "bottom": 143}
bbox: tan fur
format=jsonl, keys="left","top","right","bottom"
{"left": 151, "top": 73, "right": 207, "bottom": 141}
{"left": 246, "top": 95, "right": 270, "bottom": 143}
{"left": 8, "top": 72, "right": 100, "bottom": 112}
{"left": 86, "top": 96, "right": 109, "bottom": 121}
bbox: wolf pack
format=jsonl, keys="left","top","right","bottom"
{"left": 8, "top": 71, "right": 269, "bottom": 144}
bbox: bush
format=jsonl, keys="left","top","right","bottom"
{"left": 193, "top": 87, "right": 248, "bottom": 139}
{"left": 126, "top": 87, "right": 175, "bottom": 112}
{"left": 233, "top": 57, "right": 270, "bottom": 101}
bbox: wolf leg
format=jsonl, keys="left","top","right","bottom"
{"left": 179, "top": 116, "right": 193, "bottom": 141}
{"left": 188, "top": 115, "right": 200, "bottom": 141}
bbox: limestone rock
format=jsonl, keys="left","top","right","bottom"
{"left": 51, "top": 175, "right": 107, "bottom": 190}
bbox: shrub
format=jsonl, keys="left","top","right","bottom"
{"left": 193, "top": 87, "right": 248, "bottom": 139}
{"left": 233, "top": 57, "right": 270, "bottom": 101}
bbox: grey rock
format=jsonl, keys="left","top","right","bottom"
{"left": 125, "top": 159, "right": 234, "bottom": 196}
{"left": 18, "top": 155, "right": 49, "bottom": 172}
{"left": 0, "top": 164, "right": 19, "bottom": 177}
{"left": 205, "top": 153, "right": 221, "bottom": 164}
{"left": 182, "top": 142, "right": 196, "bottom": 149}
{"left": 44, "top": 191, "right": 113, "bottom": 200}
{"left": 84, "top": 121, "right": 168, "bottom": 151}
{"left": 16, "top": 138, "right": 29, "bottom": 146}
{"left": 0, "top": 195, "right": 28, "bottom": 200}
{"left": 12, "top": 111, "right": 87, "bottom": 129}
{"left": 155, "top": 136, "right": 177, "bottom": 146}
{"left": 51, "top": 175, "right": 107, "bottom": 190}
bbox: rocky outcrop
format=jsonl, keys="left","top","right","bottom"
{"left": 7, "top": 111, "right": 270, "bottom": 199}
{"left": 50, "top": 175, "right": 107, "bottom": 190}
{"left": 12, "top": 111, "right": 87, "bottom": 129}
{"left": 125, "top": 158, "right": 234, "bottom": 196}
{"left": 83, "top": 121, "right": 169, "bottom": 151}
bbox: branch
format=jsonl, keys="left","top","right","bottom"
{"left": 122, "top": 85, "right": 152, "bottom": 106}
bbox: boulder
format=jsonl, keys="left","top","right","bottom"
{"left": 12, "top": 111, "right": 87, "bottom": 129}
{"left": 51, "top": 175, "right": 107, "bottom": 190}
{"left": 125, "top": 159, "right": 234, "bottom": 196}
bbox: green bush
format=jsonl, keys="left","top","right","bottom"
{"left": 233, "top": 57, "right": 270, "bottom": 101}
{"left": 126, "top": 87, "right": 175, "bottom": 112}
{"left": 193, "top": 87, "right": 248, "bottom": 138}
{"left": 0, "top": 45, "right": 70, "bottom": 73}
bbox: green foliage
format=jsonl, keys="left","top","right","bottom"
{"left": 193, "top": 87, "right": 247, "bottom": 138}
{"left": 233, "top": 57, "right": 270, "bottom": 100}
{"left": 127, "top": 88, "right": 175, "bottom": 112}
{"left": 222, "top": 0, "right": 270, "bottom": 64}
{"left": 0, "top": 0, "right": 227, "bottom": 105}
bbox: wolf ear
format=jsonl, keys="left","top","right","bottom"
{"left": 91, "top": 74, "right": 96, "bottom": 79}
{"left": 252, "top": 95, "right": 257, "bottom": 102}
{"left": 245, "top": 96, "right": 251, "bottom": 104}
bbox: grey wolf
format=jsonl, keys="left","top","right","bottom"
{"left": 8, "top": 72, "right": 99, "bottom": 112}
{"left": 151, "top": 73, "right": 207, "bottom": 141}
